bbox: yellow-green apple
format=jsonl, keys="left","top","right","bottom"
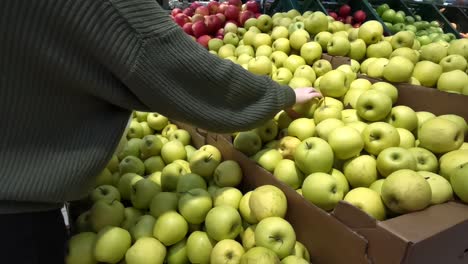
{"left": 315, "top": 118, "right": 345, "bottom": 141}
{"left": 347, "top": 121, "right": 368, "bottom": 135}
{"left": 376, "top": 147, "right": 417, "bottom": 177}
{"left": 287, "top": 118, "right": 315, "bottom": 141}
{"left": 449, "top": 162, "right": 468, "bottom": 203}
{"left": 366, "top": 41, "right": 392, "bottom": 58}
{"left": 438, "top": 114, "right": 468, "bottom": 134}
{"left": 282, "top": 256, "right": 309, "bottom": 264}
{"left": 248, "top": 55, "right": 273, "bottom": 75}
{"left": 312, "top": 59, "right": 332, "bottom": 77}
{"left": 210, "top": 239, "right": 245, "bottom": 264}
{"left": 343, "top": 89, "right": 367, "bottom": 109}
{"left": 127, "top": 120, "right": 143, "bottom": 139}
{"left": 90, "top": 185, "right": 121, "bottom": 203}
{"left": 367, "top": 58, "right": 389, "bottom": 78}
{"left": 304, "top": 11, "right": 329, "bottom": 35}
{"left": 118, "top": 173, "right": 143, "bottom": 200}
{"left": 356, "top": 90, "right": 392, "bottom": 122}
{"left": 125, "top": 237, "right": 166, "bottom": 264}
{"left": 144, "top": 156, "right": 165, "bottom": 174}
{"left": 314, "top": 31, "right": 333, "bottom": 51}
{"left": 209, "top": 38, "right": 224, "bottom": 52}
{"left": 439, "top": 54, "right": 467, "bottom": 72}
{"left": 300, "top": 42, "right": 322, "bottom": 65}
{"left": 370, "top": 82, "right": 398, "bottom": 104}
{"left": 359, "top": 58, "right": 376, "bottom": 75}
{"left": 319, "top": 70, "right": 350, "bottom": 98}
{"left": 412, "top": 61, "right": 443, "bottom": 87}
{"left": 350, "top": 59, "right": 360, "bottom": 73}
{"left": 277, "top": 136, "right": 302, "bottom": 159}
{"left": 343, "top": 155, "right": 378, "bottom": 188}
{"left": 75, "top": 211, "right": 92, "bottom": 233}
{"left": 255, "top": 119, "right": 279, "bottom": 142}
{"left": 417, "top": 171, "right": 453, "bottom": 205}
{"left": 148, "top": 171, "right": 162, "bottom": 187}
{"left": 397, "top": 128, "right": 415, "bottom": 149}
{"left": 249, "top": 185, "right": 287, "bottom": 220}
{"left": 205, "top": 206, "right": 242, "bottom": 241}
{"left": 213, "top": 160, "right": 242, "bottom": 187}
{"left": 129, "top": 214, "right": 156, "bottom": 242}
{"left": 328, "top": 21, "right": 345, "bottom": 33}
{"left": 420, "top": 42, "right": 448, "bottom": 63}
{"left": 240, "top": 247, "right": 280, "bottom": 263}
{"left": 358, "top": 20, "right": 383, "bottom": 45}
{"left": 336, "top": 65, "right": 357, "bottom": 84}
{"left": 233, "top": 131, "right": 262, "bottom": 156}
{"left": 130, "top": 178, "right": 161, "bottom": 210}
{"left": 218, "top": 44, "right": 236, "bottom": 59}
{"left": 161, "top": 140, "right": 187, "bottom": 164}
{"left": 362, "top": 122, "right": 400, "bottom": 155}
{"left": 256, "top": 45, "right": 273, "bottom": 57}
{"left": 174, "top": 159, "right": 191, "bottom": 173}
{"left": 437, "top": 70, "right": 468, "bottom": 93}
{"left": 189, "top": 150, "right": 220, "bottom": 180}
{"left": 288, "top": 21, "right": 305, "bottom": 35}
{"left": 224, "top": 32, "right": 239, "bottom": 46}
{"left": 213, "top": 187, "right": 243, "bottom": 209}
{"left": 383, "top": 56, "right": 414, "bottom": 83}
{"left": 140, "top": 121, "right": 154, "bottom": 136}
{"left": 271, "top": 26, "right": 289, "bottom": 40}
{"left": 439, "top": 149, "right": 468, "bottom": 180}
{"left": 186, "top": 231, "right": 216, "bottom": 264}
{"left": 288, "top": 76, "right": 312, "bottom": 88}
{"left": 288, "top": 29, "right": 310, "bottom": 50}
{"left": 284, "top": 55, "right": 306, "bottom": 73}
{"left": 241, "top": 224, "right": 256, "bottom": 250}
{"left": 140, "top": 135, "right": 164, "bottom": 160}
{"left": 94, "top": 227, "right": 131, "bottom": 264}
{"left": 119, "top": 156, "right": 145, "bottom": 175}
{"left": 381, "top": 169, "right": 432, "bottom": 214}
{"left": 270, "top": 51, "right": 289, "bottom": 68}
{"left": 272, "top": 67, "right": 293, "bottom": 85}
{"left": 348, "top": 39, "right": 367, "bottom": 61}
{"left": 243, "top": 30, "right": 257, "bottom": 46}
{"left": 162, "top": 123, "right": 178, "bottom": 138}
{"left": 178, "top": 188, "right": 212, "bottom": 224}
{"left": 331, "top": 168, "right": 350, "bottom": 195}
{"left": 252, "top": 33, "right": 272, "bottom": 49}
{"left": 106, "top": 154, "right": 119, "bottom": 173}
{"left": 235, "top": 45, "right": 255, "bottom": 57}
{"left": 344, "top": 187, "right": 386, "bottom": 220}
{"left": 161, "top": 162, "right": 188, "bottom": 192}
{"left": 369, "top": 179, "right": 385, "bottom": 195}
{"left": 387, "top": 105, "right": 418, "bottom": 132}
{"left": 408, "top": 147, "right": 439, "bottom": 173}
{"left": 256, "top": 14, "right": 273, "bottom": 33}
{"left": 278, "top": 16, "right": 293, "bottom": 27}
{"left": 149, "top": 191, "right": 179, "bottom": 218}
{"left": 294, "top": 65, "right": 316, "bottom": 83}
{"left": 253, "top": 148, "right": 283, "bottom": 172}
{"left": 327, "top": 36, "right": 350, "bottom": 56}
{"left": 153, "top": 211, "right": 188, "bottom": 246}
{"left": 302, "top": 172, "right": 344, "bottom": 211}
{"left": 239, "top": 191, "right": 258, "bottom": 224}
{"left": 390, "top": 47, "right": 419, "bottom": 64}
{"left": 273, "top": 159, "right": 304, "bottom": 189}
{"left": 390, "top": 31, "right": 415, "bottom": 49}
{"left": 255, "top": 217, "right": 296, "bottom": 259}
{"left": 237, "top": 54, "right": 253, "bottom": 65}
{"left": 447, "top": 38, "right": 468, "bottom": 60}
{"left": 328, "top": 126, "right": 364, "bottom": 160}
{"left": 294, "top": 137, "right": 334, "bottom": 174}
{"left": 341, "top": 109, "right": 361, "bottom": 124}
{"left": 418, "top": 118, "right": 464, "bottom": 154}
{"left": 410, "top": 77, "right": 420, "bottom": 85}
{"left": 166, "top": 239, "right": 188, "bottom": 264}
{"left": 66, "top": 232, "right": 97, "bottom": 264}
{"left": 271, "top": 38, "right": 290, "bottom": 54}
{"left": 275, "top": 110, "right": 293, "bottom": 130}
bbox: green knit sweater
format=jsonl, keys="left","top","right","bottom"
{"left": 0, "top": 0, "right": 296, "bottom": 213}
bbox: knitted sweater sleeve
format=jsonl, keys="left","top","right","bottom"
{"left": 104, "top": 0, "right": 296, "bottom": 133}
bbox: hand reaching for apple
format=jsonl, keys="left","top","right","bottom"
{"left": 294, "top": 87, "right": 322, "bottom": 104}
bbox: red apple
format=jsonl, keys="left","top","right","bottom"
{"left": 353, "top": 22, "right": 361, "bottom": 28}
{"left": 353, "top": 10, "right": 366, "bottom": 23}
{"left": 171, "top": 8, "right": 182, "bottom": 17}
{"left": 224, "top": 5, "right": 240, "bottom": 21}
{"left": 226, "top": 20, "right": 239, "bottom": 27}
{"left": 191, "top": 14, "right": 205, "bottom": 23}
{"left": 339, "top": 4, "right": 351, "bottom": 17}
{"left": 239, "top": 10, "right": 255, "bottom": 26}
{"left": 192, "top": 21, "right": 208, "bottom": 38}
{"left": 195, "top": 6, "right": 210, "bottom": 16}
{"left": 228, "top": 0, "right": 242, "bottom": 7}
{"left": 174, "top": 13, "right": 190, "bottom": 27}
{"left": 245, "top": 0, "right": 260, "bottom": 13}
{"left": 255, "top": 13, "right": 262, "bottom": 18}
{"left": 218, "top": 3, "right": 229, "bottom": 14}
{"left": 183, "top": 8, "right": 195, "bottom": 17}
{"left": 183, "top": 22, "right": 194, "bottom": 35}
{"left": 208, "top": 1, "right": 220, "bottom": 14}
{"left": 205, "top": 15, "right": 223, "bottom": 34}
{"left": 216, "top": 13, "right": 226, "bottom": 23}
{"left": 215, "top": 34, "right": 224, "bottom": 39}
{"left": 197, "top": 35, "right": 212, "bottom": 48}
{"left": 329, "top": 11, "right": 338, "bottom": 20}
{"left": 190, "top": 2, "right": 203, "bottom": 10}
{"left": 216, "top": 28, "right": 225, "bottom": 36}
{"left": 345, "top": 15, "right": 354, "bottom": 24}
{"left": 338, "top": 17, "right": 345, "bottom": 22}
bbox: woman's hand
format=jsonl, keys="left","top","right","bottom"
{"left": 294, "top": 87, "right": 322, "bottom": 104}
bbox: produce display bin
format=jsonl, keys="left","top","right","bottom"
{"left": 367, "top": 0, "right": 414, "bottom": 16}
{"left": 404, "top": 1, "right": 461, "bottom": 37}
{"left": 437, "top": 4, "right": 468, "bottom": 34}
{"left": 265, "top": 0, "right": 327, "bottom": 15}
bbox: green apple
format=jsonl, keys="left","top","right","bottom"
{"left": 66, "top": 232, "right": 97, "bottom": 264}
{"left": 383, "top": 56, "right": 414, "bottom": 83}
{"left": 213, "top": 187, "right": 243, "bottom": 209}
{"left": 315, "top": 118, "right": 345, "bottom": 141}
{"left": 224, "top": 32, "right": 240, "bottom": 46}
{"left": 420, "top": 42, "right": 448, "bottom": 63}
{"left": 346, "top": 121, "right": 368, "bottom": 135}
{"left": 294, "top": 137, "right": 334, "bottom": 174}
{"left": 243, "top": 30, "right": 257, "bottom": 46}
{"left": 94, "top": 227, "right": 131, "bottom": 264}
{"left": 328, "top": 126, "right": 364, "bottom": 160}
{"left": 344, "top": 187, "right": 386, "bottom": 220}
{"left": 408, "top": 147, "right": 439, "bottom": 173}
{"left": 412, "top": 60, "right": 443, "bottom": 87}
{"left": 90, "top": 184, "right": 121, "bottom": 203}
{"left": 343, "top": 88, "right": 368, "bottom": 109}
{"left": 330, "top": 168, "right": 349, "bottom": 196}
{"left": 387, "top": 105, "right": 418, "bottom": 132}
{"left": 450, "top": 162, "right": 468, "bottom": 203}
{"left": 350, "top": 59, "right": 360, "bottom": 73}
{"left": 213, "top": 160, "right": 242, "bottom": 187}
{"left": 288, "top": 76, "right": 311, "bottom": 88}
{"left": 439, "top": 149, "right": 468, "bottom": 180}
{"left": 125, "top": 237, "right": 166, "bottom": 264}
{"left": 209, "top": 38, "right": 224, "bottom": 52}
{"left": 153, "top": 211, "right": 188, "bottom": 246}
{"left": 348, "top": 28, "right": 359, "bottom": 42}
{"left": 235, "top": 45, "right": 255, "bottom": 57}
{"left": 253, "top": 148, "right": 282, "bottom": 172}
{"left": 327, "top": 36, "right": 350, "bottom": 57}
{"left": 130, "top": 178, "right": 161, "bottom": 210}
{"left": 366, "top": 41, "right": 392, "bottom": 58}
{"left": 370, "top": 82, "right": 398, "bottom": 104}
{"left": 358, "top": 20, "right": 383, "bottom": 45}
{"left": 312, "top": 59, "right": 332, "bottom": 77}
{"left": 314, "top": 31, "right": 333, "bottom": 51}
{"left": 293, "top": 65, "right": 316, "bottom": 84}
{"left": 186, "top": 231, "right": 216, "bottom": 264}
{"left": 287, "top": 118, "right": 315, "bottom": 141}
{"left": 161, "top": 162, "right": 188, "bottom": 192}
{"left": 381, "top": 169, "right": 432, "bottom": 214}
{"left": 277, "top": 136, "right": 302, "bottom": 159}
{"left": 144, "top": 156, "right": 165, "bottom": 174}
{"left": 178, "top": 188, "right": 212, "bottom": 225}
{"left": 272, "top": 67, "right": 293, "bottom": 85}
{"left": 176, "top": 172, "right": 207, "bottom": 193}
{"left": 237, "top": 54, "right": 253, "bottom": 65}
{"left": 119, "top": 156, "right": 145, "bottom": 175}
{"left": 437, "top": 70, "right": 468, "bottom": 93}
{"left": 419, "top": 118, "right": 464, "bottom": 154}
{"left": 218, "top": 44, "right": 236, "bottom": 59}
{"left": 240, "top": 247, "right": 280, "bottom": 264}
{"left": 233, "top": 131, "right": 262, "bottom": 157}
{"left": 271, "top": 26, "right": 289, "bottom": 40}
{"left": 319, "top": 70, "right": 350, "bottom": 98}
{"left": 343, "top": 155, "right": 378, "bottom": 188}
{"left": 127, "top": 120, "right": 143, "bottom": 139}
{"left": 239, "top": 191, "right": 258, "bottom": 224}
{"left": 376, "top": 147, "right": 417, "bottom": 177}
{"left": 106, "top": 154, "right": 119, "bottom": 173}
{"left": 356, "top": 90, "right": 392, "bottom": 122}
{"left": 282, "top": 256, "right": 309, "bottom": 264}
{"left": 302, "top": 172, "right": 344, "bottom": 211}
{"left": 275, "top": 110, "right": 293, "bottom": 130}
{"left": 205, "top": 205, "right": 242, "bottom": 241}
{"left": 288, "top": 21, "right": 305, "bottom": 35}
{"left": 447, "top": 38, "right": 468, "bottom": 60}
{"left": 341, "top": 109, "right": 361, "bottom": 124}
{"left": 397, "top": 128, "right": 415, "bottom": 149}
{"left": 129, "top": 214, "right": 156, "bottom": 242}
{"left": 271, "top": 38, "right": 290, "bottom": 54}
{"left": 241, "top": 224, "right": 256, "bottom": 250}
{"left": 161, "top": 140, "right": 186, "bottom": 164}
{"left": 118, "top": 173, "right": 143, "bottom": 200}
{"left": 270, "top": 51, "right": 289, "bottom": 68}
{"left": 75, "top": 211, "right": 93, "bottom": 233}
{"left": 418, "top": 171, "right": 453, "bottom": 205}
{"left": 149, "top": 191, "right": 179, "bottom": 218}
{"left": 248, "top": 56, "right": 273, "bottom": 75}
{"left": 253, "top": 33, "right": 272, "bottom": 49}
{"left": 249, "top": 185, "right": 287, "bottom": 220}
{"left": 273, "top": 159, "right": 304, "bottom": 189}
{"left": 210, "top": 239, "right": 245, "bottom": 264}
{"left": 381, "top": 9, "right": 396, "bottom": 23}
{"left": 284, "top": 55, "right": 306, "bottom": 73}
{"left": 288, "top": 29, "right": 310, "bottom": 50}
{"left": 367, "top": 58, "right": 389, "bottom": 78}
{"left": 360, "top": 58, "right": 377, "bottom": 74}
{"left": 328, "top": 21, "right": 345, "bottom": 33}
{"left": 90, "top": 199, "right": 125, "bottom": 232}
{"left": 255, "top": 217, "right": 296, "bottom": 259}
{"left": 390, "top": 47, "right": 419, "bottom": 64}
{"left": 362, "top": 122, "right": 400, "bottom": 156}
{"left": 299, "top": 42, "right": 322, "bottom": 65}
{"left": 139, "top": 121, "right": 154, "bottom": 137}
{"left": 304, "top": 11, "right": 328, "bottom": 35}
{"left": 257, "top": 14, "right": 273, "bottom": 33}
{"left": 438, "top": 114, "right": 468, "bottom": 135}
{"left": 166, "top": 239, "right": 189, "bottom": 264}
{"left": 439, "top": 54, "right": 467, "bottom": 72}
{"left": 391, "top": 31, "right": 414, "bottom": 49}
{"left": 369, "top": 179, "right": 385, "bottom": 196}
{"left": 256, "top": 45, "right": 273, "bottom": 57}
{"left": 189, "top": 150, "right": 220, "bottom": 180}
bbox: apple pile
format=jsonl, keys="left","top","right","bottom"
{"left": 170, "top": 0, "right": 262, "bottom": 48}
{"left": 327, "top": 4, "right": 367, "bottom": 28}
{"left": 232, "top": 74, "right": 468, "bottom": 221}
{"left": 66, "top": 112, "right": 311, "bottom": 264}
{"left": 375, "top": 3, "right": 457, "bottom": 44}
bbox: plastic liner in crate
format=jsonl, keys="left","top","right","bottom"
{"left": 404, "top": 0, "right": 461, "bottom": 38}
{"left": 437, "top": 4, "right": 468, "bottom": 34}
